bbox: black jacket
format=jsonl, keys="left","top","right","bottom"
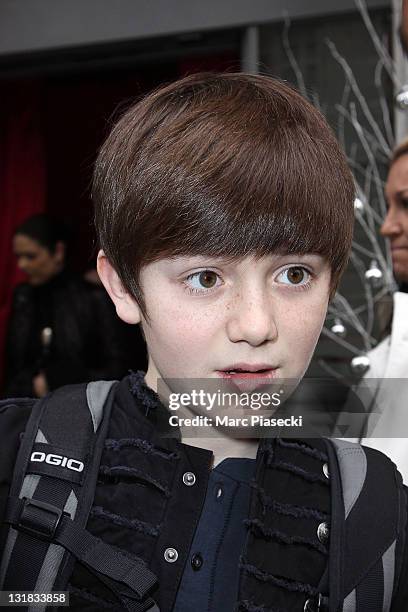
{"left": 0, "top": 373, "right": 407, "bottom": 611}
{"left": 3, "top": 272, "right": 127, "bottom": 397}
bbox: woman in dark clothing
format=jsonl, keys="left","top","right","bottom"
{"left": 4, "top": 214, "right": 132, "bottom": 398}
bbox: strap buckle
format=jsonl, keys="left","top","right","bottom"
{"left": 17, "top": 497, "right": 63, "bottom": 541}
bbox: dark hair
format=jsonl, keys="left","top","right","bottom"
{"left": 93, "top": 72, "right": 355, "bottom": 317}
{"left": 14, "top": 214, "right": 69, "bottom": 254}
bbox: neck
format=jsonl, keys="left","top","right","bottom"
{"left": 132, "top": 370, "right": 260, "bottom": 466}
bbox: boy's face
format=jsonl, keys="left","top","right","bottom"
{"left": 133, "top": 254, "right": 331, "bottom": 391}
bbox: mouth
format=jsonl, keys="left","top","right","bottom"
{"left": 218, "top": 365, "right": 277, "bottom": 376}
{"left": 391, "top": 245, "right": 408, "bottom": 252}
{"left": 216, "top": 364, "right": 279, "bottom": 391}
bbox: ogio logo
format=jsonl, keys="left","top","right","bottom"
{"left": 30, "top": 451, "right": 84, "bottom": 473}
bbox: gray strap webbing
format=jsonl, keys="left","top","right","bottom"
{"left": 86, "top": 380, "right": 117, "bottom": 432}
{"left": 331, "top": 439, "right": 367, "bottom": 519}
{"left": 332, "top": 439, "right": 397, "bottom": 612}
{"left": 343, "top": 589, "right": 356, "bottom": 612}
{"left": 382, "top": 540, "right": 396, "bottom": 612}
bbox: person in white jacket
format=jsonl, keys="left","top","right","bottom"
{"left": 347, "top": 138, "right": 408, "bottom": 481}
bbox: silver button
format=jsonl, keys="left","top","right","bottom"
{"left": 304, "top": 598, "right": 317, "bottom": 612}
{"left": 323, "top": 463, "right": 329, "bottom": 479}
{"left": 215, "top": 485, "right": 223, "bottom": 500}
{"left": 304, "top": 595, "right": 324, "bottom": 611}
{"left": 317, "top": 522, "right": 330, "bottom": 544}
{"left": 164, "top": 547, "right": 178, "bottom": 563}
{"left": 182, "top": 472, "right": 196, "bottom": 486}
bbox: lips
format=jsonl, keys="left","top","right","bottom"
{"left": 218, "top": 363, "right": 276, "bottom": 373}
{"left": 391, "top": 245, "right": 408, "bottom": 251}
{"left": 216, "top": 363, "right": 279, "bottom": 392}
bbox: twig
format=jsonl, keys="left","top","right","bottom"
{"left": 326, "top": 38, "right": 392, "bottom": 157}
{"left": 282, "top": 15, "right": 308, "bottom": 98}
{"left": 321, "top": 327, "right": 363, "bottom": 356}
{"left": 354, "top": 0, "right": 401, "bottom": 87}
{"left": 348, "top": 102, "right": 389, "bottom": 218}
{"left": 374, "top": 58, "right": 395, "bottom": 148}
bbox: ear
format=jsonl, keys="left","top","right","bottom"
{"left": 97, "top": 250, "right": 141, "bottom": 324}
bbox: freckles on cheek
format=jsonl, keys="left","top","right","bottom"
{"left": 149, "top": 302, "right": 218, "bottom": 351}
{"left": 283, "top": 299, "right": 327, "bottom": 350}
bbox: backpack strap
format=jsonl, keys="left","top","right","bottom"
{"left": 0, "top": 381, "right": 159, "bottom": 612}
{"left": 324, "top": 438, "right": 407, "bottom": 612}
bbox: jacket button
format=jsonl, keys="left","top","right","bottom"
{"left": 191, "top": 553, "right": 203, "bottom": 571}
{"left": 164, "top": 547, "right": 178, "bottom": 563}
{"left": 317, "top": 522, "right": 330, "bottom": 544}
{"left": 323, "top": 463, "right": 329, "bottom": 479}
{"left": 304, "top": 595, "right": 325, "bottom": 611}
{"left": 183, "top": 472, "right": 196, "bottom": 486}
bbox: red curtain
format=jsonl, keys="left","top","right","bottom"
{"left": 0, "top": 84, "right": 46, "bottom": 388}
{"left": 0, "top": 56, "right": 238, "bottom": 390}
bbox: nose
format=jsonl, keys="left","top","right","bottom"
{"left": 381, "top": 208, "right": 402, "bottom": 238}
{"left": 226, "top": 288, "right": 277, "bottom": 346}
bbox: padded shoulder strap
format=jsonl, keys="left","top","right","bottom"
{"left": 0, "top": 381, "right": 159, "bottom": 612}
{"left": 325, "top": 438, "right": 406, "bottom": 612}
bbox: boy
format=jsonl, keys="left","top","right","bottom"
{"left": 1, "top": 72, "right": 407, "bottom": 611}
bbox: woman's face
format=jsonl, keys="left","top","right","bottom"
{"left": 13, "top": 234, "right": 64, "bottom": 286}
{"left": 383, "top": 154, "right": 408, "bottom": 284}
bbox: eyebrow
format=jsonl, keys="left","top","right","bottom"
{"left": 170, "top": 253, "right": 324, "bottom": 267}
{"left": 384, "top": 189, "right": 408, "bottom": 205}
{"left": 168, "top": 255, "right": 238, "bottom": 266}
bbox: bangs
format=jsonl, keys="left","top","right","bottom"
{"left": 119, "top": 99, "right": 353, "bottom": 277}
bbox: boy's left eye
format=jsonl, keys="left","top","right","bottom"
{"left": 277, "top": 266, "right": 311, "bottom": 286}
{"left": 184, "top": 270, "right": 222, "bottom": 292}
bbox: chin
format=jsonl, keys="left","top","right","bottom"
{"left": 394, "top": 270, "right": 408, "bottom": 285}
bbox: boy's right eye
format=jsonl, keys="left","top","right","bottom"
{"left": 183, "top": 270, "right": 222, "bottom": 294}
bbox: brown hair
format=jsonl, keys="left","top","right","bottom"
{"left": 93, "top": 72, "right": 355, "bottom": 317}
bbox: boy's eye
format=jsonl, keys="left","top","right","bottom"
{"left": 277, "top": 266, "right": 310, "bottom": 286}
{"left": 184, "top": 270, "right": 221, "bottom": 292}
